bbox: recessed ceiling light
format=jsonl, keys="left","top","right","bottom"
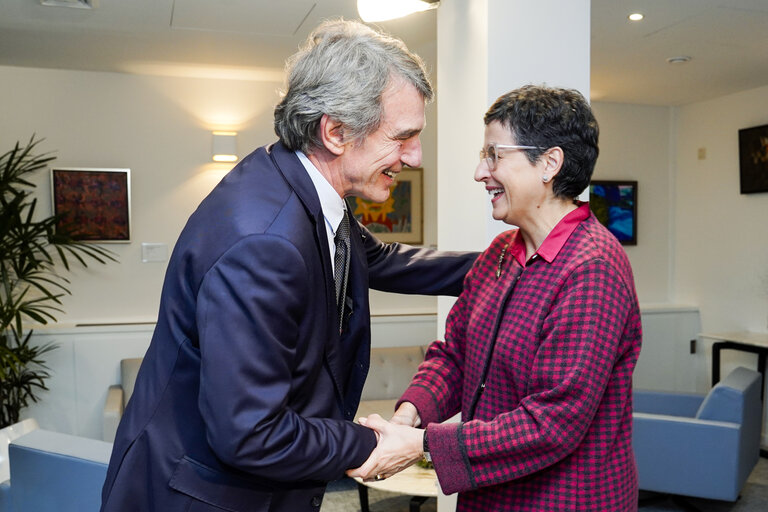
{"left": 40, "top": 0, "right": 97, "bottom": 8}
{"left": 666, "top": 56, "right": 692, "bottom": 64}
{"left": 628, "top": 13, "right": 644, "bottom": 21}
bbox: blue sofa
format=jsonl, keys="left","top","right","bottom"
{"left": 2, "top": 429, "right": 111, "bottom": 512}
{"left": 633, "top": 366, "right": 762, "bottom": 502}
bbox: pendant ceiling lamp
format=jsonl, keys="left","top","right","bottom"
{"left": 357, "top": 0, "right": 440, "bottom": 22}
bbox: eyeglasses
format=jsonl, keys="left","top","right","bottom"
{"left": 479, "top": 143, "right": 541, "bottom": 171}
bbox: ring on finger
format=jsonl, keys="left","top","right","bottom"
{"left": 374, "top": 474, "right": 385, "bottom": 481}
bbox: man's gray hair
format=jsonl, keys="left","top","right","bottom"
{"left": 274, "top": 19, "right": 433, "bottom": 153}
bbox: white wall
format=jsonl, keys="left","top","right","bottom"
{"left": 590, "top": 96, "right": 768, "bottom": 330}
{"left": 674, "top": 85, "right": 768, "bottom": 334}
{"left": 591, "top": 102, "right": 675, "bottom": 304}
{"left": 0, "top": 61, "right": 440, "bottom": 324}
{"left": 0, "top": 65, "right": 280, "bottom": 324}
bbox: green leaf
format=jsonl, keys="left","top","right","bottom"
{"left": 0, "top": 135, "right": 119, "bottom": 427}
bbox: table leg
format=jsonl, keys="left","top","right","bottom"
{"left": 409, "top": 496, "right": 430, "bottom": 512}
{"left": 712, "top": 342, "right": 722, "bottom": 387}
{"left": 357, "top": 482, "right": 370, "bottom": 512}
{"left": 757, "top": 350, "right": 766, "bottom": 401}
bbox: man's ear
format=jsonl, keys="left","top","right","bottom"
{"left": 319, "top": 114, "right": 346, "bottom": 156}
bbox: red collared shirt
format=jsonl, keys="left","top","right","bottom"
{"left": 509, "top": 202, "right": 591, "bottom": 266}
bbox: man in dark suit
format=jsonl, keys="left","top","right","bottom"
{"left": 100, "top": 19, "right": 476, "bottom": 512}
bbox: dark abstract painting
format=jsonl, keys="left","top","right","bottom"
{"left": 738, "top": 123, "right": 768, "bottom": 194}
{"left": 52, "top": 168, "right": 131, "bottom": 242}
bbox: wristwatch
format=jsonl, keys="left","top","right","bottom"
{"left": 423, "top": 429, "right": 432, "bottom": 462}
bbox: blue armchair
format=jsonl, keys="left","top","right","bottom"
{"left": 3, "top": 429, "right": 111, "bottom": 512}
{"left": 633, "top": 366, "right": 762, "bottom": 503}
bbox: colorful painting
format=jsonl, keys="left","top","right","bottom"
{"left": 352, "top": 168, "right": 423, "bottom": 244}
{"left": 51, "top": 168, "right": 131, "bottom": 242}
{"left": 589, "top": 180, "right": 637, "bottom": 245}
{"left": 738, "top": 123, "right": 768, "bottom": 194}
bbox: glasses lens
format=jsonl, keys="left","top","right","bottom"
{"left": 484, "top": 145, "right": 497, "bottom": 169}
{"left": 479, "top": 148, "right": 490, "bottom": 169}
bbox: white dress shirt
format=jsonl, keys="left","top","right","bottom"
{"left": 295, "top": 151, "right": 347, "bottom": 273}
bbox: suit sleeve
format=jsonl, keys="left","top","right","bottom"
{"left": 396, "top": 271, "right": 475, "bottom": 424}
{"left": 360, "top": 220, "right": 478, "bottom": 296}
{"left": 195, "top": 234, "right": 376, "bottom": 482}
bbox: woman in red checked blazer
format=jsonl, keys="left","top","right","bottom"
{"left": 350, "top": 85, "right": 642, "bottom": 511}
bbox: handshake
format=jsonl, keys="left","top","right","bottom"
{"left": 346, "top": 401, "right": 428, "bottom": 482}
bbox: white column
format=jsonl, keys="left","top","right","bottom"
{"left": 434, "top": 0, "right": 591, "bottom": 331}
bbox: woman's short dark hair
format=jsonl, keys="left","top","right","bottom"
{"left": 484, "top": 85, "right": 599, "bottom": 200}
{"left": 274, "top": 19, "right": 433, "bottom": 154}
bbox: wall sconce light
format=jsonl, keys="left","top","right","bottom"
{"left": 357, "top": 0, "right": 440, "bottom": 22}
{"left": 212, "top": 131, "right": 238, "bottom": 162}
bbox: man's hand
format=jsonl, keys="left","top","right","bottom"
{"left": 346, "top": 414, "right": 424, "bottom": 481}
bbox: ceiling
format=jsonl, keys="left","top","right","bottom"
{"left": 0, "top": 0, "right": 767, "bottom": 106}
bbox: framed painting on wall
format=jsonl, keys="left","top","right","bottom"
{"left": 51, "top": 167, "right": 131, "bottom": 242}
{"left": 351, "top": 167, "right": 423, "bottom": 244}
{"left": 738, "top": 123, "right": 768, "bottom": 194}
{"left": 589, "top": 180, "right": 637, "bottom": 245}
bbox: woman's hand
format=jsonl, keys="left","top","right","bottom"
{"left": 389, "top": 401, "right": 421, "bottom": 427}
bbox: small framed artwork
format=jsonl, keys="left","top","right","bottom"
{"left": 738, "top": 123, "right": 768, "bottom": 194}
{"left": 351, "top": 167, "right": 423, "bottom": 244}
{"left": 589, "top": 180, "right": 637, "bottom": 245}
{"left": 51, "top": 167, "right": 131, "bottom": 242}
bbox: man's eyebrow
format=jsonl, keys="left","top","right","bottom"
{"left": 393, "top": 128, "right": 422, "bottom": 140}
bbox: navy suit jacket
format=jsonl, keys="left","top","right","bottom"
{"left": 100, "top": 142, "right": 477, "bottom": 512}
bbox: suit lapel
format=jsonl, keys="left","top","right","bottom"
{"left": 267, "top": 143, "right": 349, "bottom": 407}
{"left": 268, "top": 143, "right": 335, "bottom": 299}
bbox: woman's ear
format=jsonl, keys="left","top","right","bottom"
{"left": 542, "top": 146, "right": 565, "bottom": 177}
{"left": 319, "top": 114, "right": 345, "bottom": 156}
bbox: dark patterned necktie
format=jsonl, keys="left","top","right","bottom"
{"left": 333, "top": 210, "right": 351, "bottom": 332}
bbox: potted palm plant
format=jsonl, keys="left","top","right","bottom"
{"left": 0, "top": 136, "right": 116, "bottom": 428}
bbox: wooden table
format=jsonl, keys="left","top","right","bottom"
{"left": 700, "top": 331, "right": 768, "bottom": 457}
{"left": 353, "top": 464, "right": 438, "bottom": 512}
